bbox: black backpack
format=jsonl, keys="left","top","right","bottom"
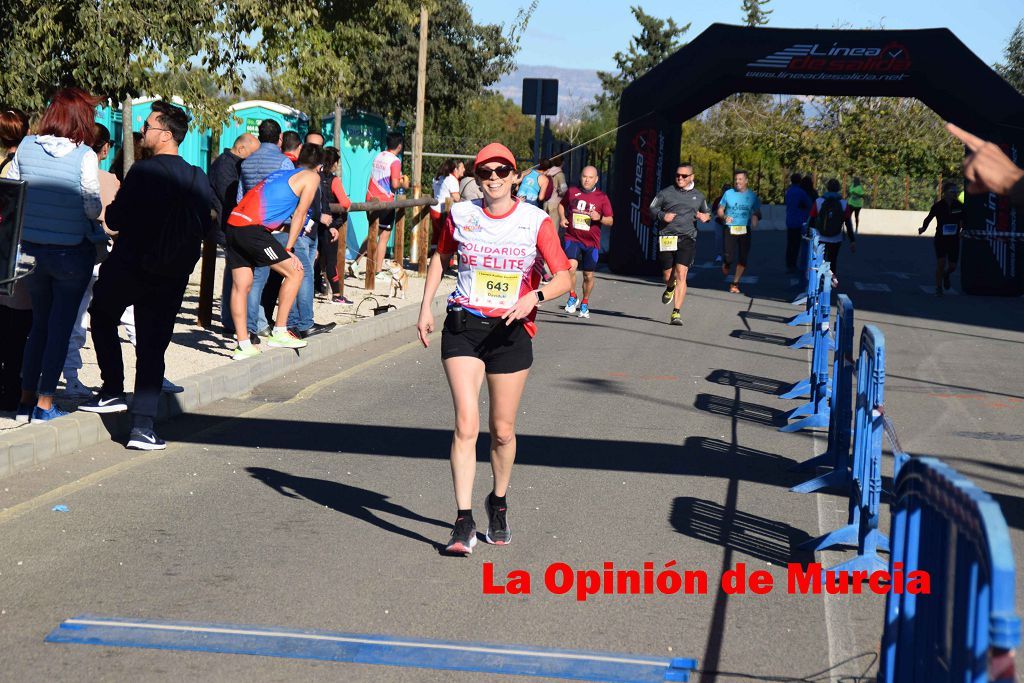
{"left": 141, "top": 158, "right": 205, "bottom": 277}
{"left": 815, "top": 196, "right": 845, "bottom": 238}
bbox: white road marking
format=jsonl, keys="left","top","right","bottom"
{"left": 854, "top": 282, "right": 891, "bottom": 292}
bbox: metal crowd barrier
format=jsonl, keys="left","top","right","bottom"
{"left": 879, "top": 457, "right": 1020, "bottom": 682}
{"left": 780, "top": 264, "right": 833, "bottom": 432}
{"left": 790, "top": 294, "right": 855, "bottom": 492}
{"left": 800, "top": 324, "right": 890, "bottom": 572}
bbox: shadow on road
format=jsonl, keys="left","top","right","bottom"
{"left": 245, "top": 467, "right": 448, "bottom": 550}
{"left": 670, "top": 496, "right": 814, "bottom": 567}
{"left": 705, "top": 369, "right": 791, "bottom": 396}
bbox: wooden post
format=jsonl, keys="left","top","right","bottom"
{"left": 364, "top": 215, "right": 379, "bottom": 291}
{"left": 417, "top": 206, "right": 429, "bottom": 275}
{"left": 336, "top": 218, "right": 347, "bottom": 300}
{"left": 411, "top": 5, "right": 428, "bottom": 273}
{"left": 904, "top": 175, "right": 910, "bottom": 210}
{"left": 937, "top": 174, "right": 943, "bottom": 202}
{"left": 872, "top": 174, "right": 879, "bottom": 208}
{"left": 197, "top": 236, "right": 217, "bottom": 327}
{"left": 394, "top": 208, "right": 405, "bottom": 267}
{"left": 122, "top": 98, "right": 134, "bottom": 176}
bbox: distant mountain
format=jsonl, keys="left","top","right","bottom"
{"left": 491, "top": 64, "right": 602, "bottom": 118}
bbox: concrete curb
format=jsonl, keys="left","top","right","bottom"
{"left": 0, "top": 294, "right": 449, "bottom": 481}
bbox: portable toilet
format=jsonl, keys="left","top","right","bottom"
{"left": 93, "top": 103, "right": 123, "bottom": 172}
{"left": 128, "top": 96, "right": 211, "bottom": 171}
{"left": 320, "top": 111, "right": 394, "bottom": 258}
{"left": 221, "top": 100, "right": 309, "bottom": 152}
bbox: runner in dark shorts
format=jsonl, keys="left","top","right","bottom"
{"left": 650, "top": 164, "right": 711, "bottom": 325}
{"left": 918, "top": 182, "right": 964, "bottom": 296}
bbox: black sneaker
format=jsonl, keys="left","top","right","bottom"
{"left": 79, "top": 393, "right": 128, "bottom": 414}
{"left": 445, "top": 515, "right": 477, "bottom": 555}
{"left": 249, "top": 332, "right": 261, "bottom": 346}
{"left": 484, "top": 495, "right": 511, "bottom": 545}
{"left": 307, "top": 321, "right": 337, "bottom": 336}
{"left": 127, "top": 427, "right": 166, "bottom": 451}
{"left": 943, "top": 271, "right": 951, "bottom": 290}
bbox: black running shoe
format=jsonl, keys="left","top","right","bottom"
{"left": 79, "top": 393, "right": 128, "bottom": 414}
{"left": 126, "top": 427, "right": 166, "bottom": 451}
{"left": 445, "top": 515, "right": 477, "bottom": 555}
{"left": 484, "top": 495, "right": 511, "bottom": 545}
{"left": 943, "top": 271, "right": 951, "bottom": 290}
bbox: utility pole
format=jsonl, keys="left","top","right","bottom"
{"left": 412, "top": 5, "right": 430, "bottom": 274}
{"left": 122, "top": 98, "right": 133, "bottom": 175}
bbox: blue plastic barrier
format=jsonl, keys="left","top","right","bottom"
{"left": 879, "top": 457, "right": 1020, "bottom": 683}
{"left": 780, "top": 265, "right": 832, "bottom": 432}
{"left": 800, "top": 324, "right": 890, "bottom": 570}
{"left": 789, "top": 262, "right": 835, "bottom": 352}
{"left": 790, "top": 294, "right": 856, "bottom": 491}
{"left": 791, "top": 231, "right": 822, "bottom": 309}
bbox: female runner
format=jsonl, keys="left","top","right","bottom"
{"left": 417, "top": 143, "right": 571, "bottom": 554}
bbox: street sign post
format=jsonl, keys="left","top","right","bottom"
{"left": 522, "top": 78, "right": 558, "bottom": 164}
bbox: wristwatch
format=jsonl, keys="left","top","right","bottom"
{"left": 535, "top": 290, "right": 545, "bottom": 302}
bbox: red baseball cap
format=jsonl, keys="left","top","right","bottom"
{"left": 474, "top": 142, "right": 517, "bottom": 171}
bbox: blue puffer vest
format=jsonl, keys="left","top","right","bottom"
{"left": 17, "top": 136, "right": 95, "bottom": 245}
{"left": 240, "top": 143, "right": 292, "bottom": 195}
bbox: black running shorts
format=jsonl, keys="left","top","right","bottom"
{"left": 723, "top": 229, "right": 751, "bottom": 267}
{"left": 369, "top": 209, "right": 397, "bottom": 230}
{"left": 225, "top": 226, "right": 289, "bottom": 270}
{"left": 441, "top": 312, "right": 533, "bottom": 374}
{"left": 933, "top": 235, "right": 960, "bottom": 263}
{"left": 657, "top": 234, "right": 697, "bottom": 270}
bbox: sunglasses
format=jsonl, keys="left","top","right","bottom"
{"left": 475, "top": 165, "right": 515, "bottom": 180}
{"left": 676, "top": 173, "right": 693, "bottom": 178}
{"left": 142, "top": 121, "right": 169, "bottom": 134}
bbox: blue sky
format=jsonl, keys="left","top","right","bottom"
{"left": 468, "top": 0, "right": 1019, "bottom": 71}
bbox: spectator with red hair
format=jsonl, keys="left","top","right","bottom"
{"left": 7, "top": 87, "right": 106, "bottom": 422}
{"left": 0, "top": 106, "right": 32, "bottom": 413}
{"left": 0, "top": 107, "right": 29, "bottom": 178}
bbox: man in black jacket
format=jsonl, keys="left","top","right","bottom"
{"left": 81, "top": 100, "right": 214, "bottom": 451}
{"left": 209, "top": 133, "right": 258, "bottom": 333}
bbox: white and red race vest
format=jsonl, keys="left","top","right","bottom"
{"left": 366, "top": 150, "right": 400, "bottom": 202}
{"left": 439, "top": 199, "right": 568, "bottom": 336}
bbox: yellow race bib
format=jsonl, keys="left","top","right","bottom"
{"left": 730, "top": 225, "right": 748, "bottom": 236}
{"left": 470, "top": 270, "right": 522, "bottom": 309}
{"left": 572, "top": 213, "right": 592, "bottom": 231}
{"left": 659, "top": 235, "right": 678, "bottom": 252}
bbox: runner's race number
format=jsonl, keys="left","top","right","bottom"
{"left": 730, "top": 225, "right": 748, "bottom": 236}
{"left": 572, "top": 213, "right": 591, "bottom": 231}
{"left": 470, "top": 270, "right": 522, "bottom": 309}
{"left": 659, "top": 235, "right": 678, "bottom": 252}
{"left": 941, "top": 224, "right": 958, "bottom": 236}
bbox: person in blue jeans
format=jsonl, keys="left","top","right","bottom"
{"left": 7, "top": 88, "right": 106, "bottom": 422}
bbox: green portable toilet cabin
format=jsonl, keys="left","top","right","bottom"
{"left": 94, "top": 97, "right": 211, "bottom": 172}
{"left": 93, "top": 102, "right": 123, "bottom": 172}
{"left": 321, "top": 111, "right": 396, "bottom": 259}
{"left": 221, "top": 100, "right": 309, "bottom": 153}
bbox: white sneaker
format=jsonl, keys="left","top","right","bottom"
{"left": 63, "top": 376, "right": 94, "bottom": 398}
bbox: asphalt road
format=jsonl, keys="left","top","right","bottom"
{"left": 1, "top": 229, "right": 1021, "bottom": 682}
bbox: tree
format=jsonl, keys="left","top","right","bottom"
{"left": 346, "top": 0, "right": 533, "bottom": 125}
{"left": 595, "top": 7, "right": 689, "bottom": 107}
{"left": 995, "top": 19, "right": 1024, "bottom": 95}
{"left": 741, "top": 0, "right": 772, "bottom": 27}
{"left": 0, "top": 1, "right": 247, "bottom": 127}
